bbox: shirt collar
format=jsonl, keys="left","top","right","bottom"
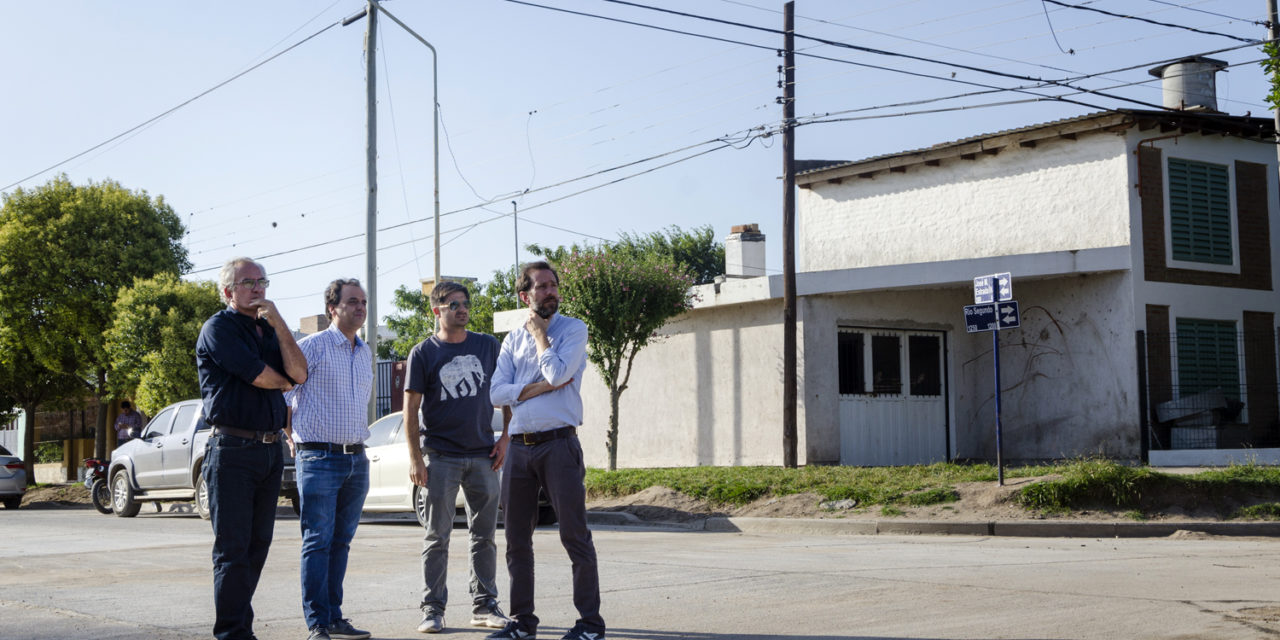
{"left": 324, "top": 322, "right": 365, "bottom": 350}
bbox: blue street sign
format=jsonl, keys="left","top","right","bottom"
{"left": 997, "top": 300, "right": 1020, "bottom": 329}
{"left": 964, "top": 303, "right": 996, "bottom": 333}
{"left": 973, "top": 276, "right": 994, "bottom": 304}
{"left": 993, "top": 272, "right": 1012, "bottom": 302}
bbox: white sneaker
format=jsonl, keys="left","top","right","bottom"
{"left": 416, "top": 611, "right": 443, "bottom": 634}
{"left": 470, "top": 603, "right": 511, "bottom": 628}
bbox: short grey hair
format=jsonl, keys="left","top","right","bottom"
{"left": 218, "top": 257, "right": 265, "bottom": 304}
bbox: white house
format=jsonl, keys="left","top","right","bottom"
{"left": 500, "top": 58, "right": 1280, "bottom": 469}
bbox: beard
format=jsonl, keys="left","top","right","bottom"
{"left": 533, "top": 296, "right": 559, "bottom": 319}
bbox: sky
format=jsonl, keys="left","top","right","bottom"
{"left": 1, "top": 0, "right": 1271, "bottom": 330}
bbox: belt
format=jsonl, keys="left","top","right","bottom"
{"left": 213, "top": 426, "right": 283, "bottom": 444}
{"left": 512, "top": 426, "right": 576, "bottom": 446}
{"left": 297, "top": 442, "right": 365, "bottom": 454}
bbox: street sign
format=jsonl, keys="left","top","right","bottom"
{"left": 997, "top": 300, "right": 1020, "bottom": 329}
{"left": 993, "top": 272, "right": 1012, "bottom": 302}
{"left": 973, "top": 276, "right": 994, "bottom": 304}
{"left": 964, "top": 303, "right": 996, "bottom": 333}
{"left": 974, "top": 272, "right": 1013, "bottom": 304}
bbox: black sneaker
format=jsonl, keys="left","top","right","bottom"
{"left": 307, "top": 627, "right": 331, "bottom": 640}
{"left": 328, "top": 618, "right": 371, "bottom": 640}
{"left": 486, "top": 620, "right": 536, "bottom": 639}
{"left": 560, "top": 624, "right": 604, "bottom": 640}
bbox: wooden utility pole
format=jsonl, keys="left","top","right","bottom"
{"left": 781, "top": 1, "right": 798, "bottom": 468}
{"left": 1269, "top": 0, "right": 1279, "bottom": 143}
{"left": 364, "top": 0, "right": 379, "bottom": 422}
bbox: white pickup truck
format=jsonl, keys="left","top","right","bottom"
{"left": 106, "top": 398, "right": 297, "bottom": 518}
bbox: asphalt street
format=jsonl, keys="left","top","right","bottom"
{"left": 2, "top": 506, "right": 1280, "bottom": 639}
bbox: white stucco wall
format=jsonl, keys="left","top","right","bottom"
{"left": 801, "top": 271, "right": 1140, "bottom": 463}
{"left": 798, "top": 133, "right": 1133, "bottom": 272}
{"left": 573, "top": 299, "right": 802, "bottom": 469}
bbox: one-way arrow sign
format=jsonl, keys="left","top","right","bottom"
{"left": 997, "top": 300, "right": 1020, "bottom": 329}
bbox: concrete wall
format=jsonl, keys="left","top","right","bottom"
{"left": 798, "top": 133, "right": 1132, "bottom": 272}
{"left": 801, "top": 271, "right": 1140, "bottom": 463}
{"left": 574, "top": 299, "right": 798, "bottom": 469}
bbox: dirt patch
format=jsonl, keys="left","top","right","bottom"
{"left": 20, "top": 483, "right": 91, "bottom": 508}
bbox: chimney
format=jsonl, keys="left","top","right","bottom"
{"left": 725, "top": 223, "right": 766, "bottom": 278}
{"left": 1148, "top": 56, "right": 1228, "bottom": 113}
{"left": 299, "top": 314, "right": 330, "bottom": 335}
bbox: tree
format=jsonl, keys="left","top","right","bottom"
{"left": 1264, "top": 42, "right": 1280, "bottom": 113}
{"left": 532, "top": 225, "right": 724, "bottom": 286}
{"left": 0, "top": 327, "right": 81, "bottom": 484}
{"left": 0, "top": 176, "right": 189, "bottom": 460}
{"left": 104, "top": 275, "right": 223, "bottom": 415}
{"left": 556, "top": 247, "right": 695, "bottom": 470}
{"left": 378, "top": 267, "right": 521, "bottom": 360}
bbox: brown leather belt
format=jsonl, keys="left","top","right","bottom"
{"left": 513, "top": 426, "right": 576, "bottom": 446}
{"left": 213, "top": 426, "right": 283, "bottom": 444}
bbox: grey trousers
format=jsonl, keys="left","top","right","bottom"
{"left": 501, "top": 435, "right": 605, "bottom": 635}
{"left": 420, "top": 448, "right": 501, "bottom": 616}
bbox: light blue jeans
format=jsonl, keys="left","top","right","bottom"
{"left": 296, "top": 449, "right": 369, "bottom": 631}
{"left": 420, "top": 448, "right": 501, "bottom": 616}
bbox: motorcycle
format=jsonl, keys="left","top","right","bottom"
{"left": 83, "top": 458, "right": 111, "bottom": 514}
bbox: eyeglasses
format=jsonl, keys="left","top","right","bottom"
{"left": 439, "top": 300, "right": 471, "bottom": 311}
{"left": 234, "top": 278, "right": 270, "bottom": 290}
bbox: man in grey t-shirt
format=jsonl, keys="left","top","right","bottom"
{"left": 404, "top": 281, "right": 511, "bottom": 634}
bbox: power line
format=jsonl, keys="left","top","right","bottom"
{"left": 2, "top": 20, "right": 342, "bottom": 193}
{"left": 1041, "top": 0, "right": 1260, "bottom": 43}
{"left": 1142, "top": 0, "right": 1267, "bottom": 26}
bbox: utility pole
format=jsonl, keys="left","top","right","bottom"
{"left": 363, "top": 0, "right": 379, "bottom": 422}
{"left": 1269, "top": 0, "right": 1279, "bottom": 143}
{"left": 781, "top": 1, "right": 798, "bottom": 469}
{"left": 512, "top": 200, "right": 519, "bottom": 272}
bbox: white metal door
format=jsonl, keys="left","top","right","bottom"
{"left": 838, "top": 328, "right": 947, "bottom": 466}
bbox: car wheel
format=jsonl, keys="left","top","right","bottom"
{"left": 195, "top": 473, "right": 211, "bottom": 520}
{"left": 91, "top": 479, "right": 113, "bottom": 514}
{"left": 413, "top": 485, "right": 429, "bottom": 529}
{"left": 111, "top": 471, "right": 141, "bottom": 518}
{"left": 2, "top": 497, "right": 19, "bottom": 509}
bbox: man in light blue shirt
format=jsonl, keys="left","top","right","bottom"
{"left": 285, "top": 278, "right": 374, "bottom": 640}
{"left": 488, "top": 261, "right": 605, "bottom": 640}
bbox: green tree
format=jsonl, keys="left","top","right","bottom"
{"left": 556, "top": 247, "right": 695, "bottom": 470}
{"left": 104, "top": 275, "right": 223, "bottom": 415}
{"left": 378, "top": 267, "right": 521, "bottom": 360}
{"left": 531, "top": 225, "right": 724, "bottom": 286}
{"left": 0, "top": 176, "right": 189, "bottom": 460}
{"left": 0, "top": 327, "right": 81, "bottom": 484}
{"left": 1263, "top": 42, "right": 1280, "bottom": 112}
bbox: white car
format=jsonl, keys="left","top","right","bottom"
{"left": 0, "top": 445, "right": 26, "bottom": 509}
{"left": 362, "top": 410, "right": 556, "bottom": 527}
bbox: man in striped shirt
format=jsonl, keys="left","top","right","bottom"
{"left": 285, "top": 278, "right": 375, "bottom": 640}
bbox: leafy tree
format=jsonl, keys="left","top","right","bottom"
{"left": 0, "top": 327, "right": 81, "bottom": 484}
{"left": 531, "top": 225, "right": 724, "bottom": 286}
{"left": 556, "top": 247, "right": 695, "bottom": 470}
{"left": 378, "top": 267, "right": 521, "bottom": 360}
{"left": 1263, "top": 42, "right": 1280, "bottom": 112}
{"left": 104, "top": 275, "right": 223, "bottom": 415}
{"left": 0, "top": 176, "right": 189, "bottom": 460}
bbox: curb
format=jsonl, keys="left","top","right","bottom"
{"left": 587, "top": 511, "right": 1280, "bottom": 538}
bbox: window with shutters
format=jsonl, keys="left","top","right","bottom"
{"left": 1168, "top": 158, "right": 1232, "bottom": 265}
{"left": 1175, "top": 318, "right": 1240, "bottom": 399}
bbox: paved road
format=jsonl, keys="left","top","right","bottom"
{"left": 3, "top": 505, "right": 1280, "bottom": 639}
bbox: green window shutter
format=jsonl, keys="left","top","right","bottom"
{"left": 1168, "top": 158, "right": 1232, "bottom": 265}
{"left": 1175, "top": 318, "right": 1239, "bottom": 398}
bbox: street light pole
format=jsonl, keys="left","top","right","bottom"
{"left": 372, "top": 3, "right": 440, "bottom": 287}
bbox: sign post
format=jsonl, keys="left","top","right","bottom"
{"left": 965, "top": 273, "right": 1017, "bottom": 485}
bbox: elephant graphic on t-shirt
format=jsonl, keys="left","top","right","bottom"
{"left": 439, "top": 354, "right": 486, "bottom": 401}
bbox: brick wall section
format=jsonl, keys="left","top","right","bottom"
{"left": 1145, "top": 305, "right": 1172, "bottom": 407}
{"left": 1235, "top": 161, "right": 1273, "bottom": 290}
{"left": 1139, "top": 147, "right": 1166, "bottom": 283}
{"left": 1243, "top": 311, "right": 1278, "bottom": 435}
{"left": 1139, "top": 151, "right": 1273, "bottom": 290}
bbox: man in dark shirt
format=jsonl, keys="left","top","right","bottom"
{"left": 197, "top": 256, "right": 307, "bottom": 640}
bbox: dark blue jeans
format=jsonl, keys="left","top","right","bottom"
{"left": 205, "top": 433, "right": 284, "bottom": 640}
{"left": 296, "top": 449, "right": 369, "bottom": 631}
